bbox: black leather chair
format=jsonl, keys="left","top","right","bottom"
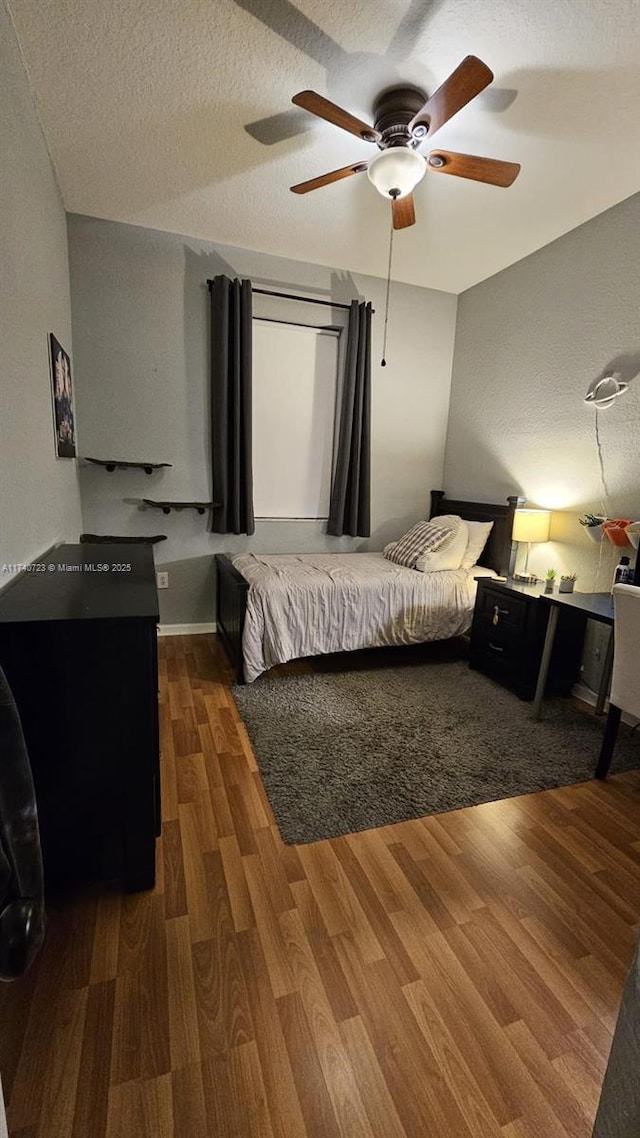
{"left": 0, "top": 666, "right": 45, "bottom": 981}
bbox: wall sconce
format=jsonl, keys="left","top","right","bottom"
{"left": 584, "top": 375, "right": 628, "bottom": 410}
{"left": 512, "top": 508, "right": 551, "bottom": 582}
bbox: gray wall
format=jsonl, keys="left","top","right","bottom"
{"left": 0, "top": 0, "right": 82, "bottom": 579}
{"left": 68, "top": 215, "right": 458, "bottom": 625}
{"left": 444, "top": 192, "right": 640, "bottom": 591}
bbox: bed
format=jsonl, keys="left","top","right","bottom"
{"left": 216, "top": 490, "right": 521, "bottom": 683}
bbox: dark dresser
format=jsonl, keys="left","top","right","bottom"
{"left": 0, "top": 543, "right": 160, "bottom": 892}
{"left": 469, "top": 578, "right": 586, "bottom": 700}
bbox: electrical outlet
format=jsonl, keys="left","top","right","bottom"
{"left": 156, "top": 571, "right": 169, "bottom": 589}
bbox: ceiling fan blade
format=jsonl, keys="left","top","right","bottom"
{"left": 290, "top": 161, "right": 369, "bottom": 194}
{"left": 427, "top": 150, "right": 521, "bottom": 187}
{"left": 292, "top": 90, "right": 381, "bottom": 142}
{"left": 392, "top": 194, "right": 416, "bottom": 229}
{"left": 408, "top": 56, "right": 493, "bottom": 139}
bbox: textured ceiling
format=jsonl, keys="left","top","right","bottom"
{"left": 8, "top": 0, "right": 640, "bottom": 292}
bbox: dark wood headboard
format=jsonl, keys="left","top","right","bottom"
{"left": 429, "top": 490, "right": 524, "bottom": 577}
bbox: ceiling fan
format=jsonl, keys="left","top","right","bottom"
{"left": 289, "top": 56, "right": 521, "bottom": 229}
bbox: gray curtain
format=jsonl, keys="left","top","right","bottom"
{"left": 210, "top": 275, "right": 255, "bottom": 535}
{"left": 327, "top": 300, "right": 372, "bottom": 537}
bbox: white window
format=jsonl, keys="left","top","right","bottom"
{"left": 252, "top": 320, "right": 340, "bottom": 519}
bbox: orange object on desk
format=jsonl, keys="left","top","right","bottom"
{"left": 603, "top": 519, "right": 632, "bottom": 546}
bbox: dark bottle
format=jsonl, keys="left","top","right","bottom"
{"left": 612, "top": 555, "right": 632, "bottom": 590}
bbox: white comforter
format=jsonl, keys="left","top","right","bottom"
{"left": 231, "top": 552, "right": 494, "bottom": 682}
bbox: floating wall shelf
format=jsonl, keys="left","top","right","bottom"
{"left": 140, "top": 500, "right": 218, "bottom": 516}
{"left": 80, "top": 533, "right": 167, "bottom": 544}
{"left": 84, "top": 457, "right": 172, "bottom": 475}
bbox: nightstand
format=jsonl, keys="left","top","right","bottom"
{"left": 469, "top": 578, "right": 586, "bottom": 700}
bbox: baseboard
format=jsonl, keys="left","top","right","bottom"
{"left": 157, "top": 622, "right": 217, "bottom": 637}
{"left": 573, "top": 681, "right": 638, "bottom": 727}
{"left": 572, "top": 681, "right": 601, "bottom": 709}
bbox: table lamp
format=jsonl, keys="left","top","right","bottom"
{"left": 512, "top": 508, "right": 551, "bottom": 583}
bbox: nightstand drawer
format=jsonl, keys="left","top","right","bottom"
{"left": 473, "top": 632, "right": 520, "bottom": 668}
{"left": 470, "top": 630, "right": 535, "bottom": 695}
{"left": 475, "top": 587, "right": 529, "bottom": 634}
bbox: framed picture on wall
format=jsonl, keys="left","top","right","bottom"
{"left": 48, "top": 333, "right": 76, "bottom": 458}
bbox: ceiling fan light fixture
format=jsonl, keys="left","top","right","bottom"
{"left": 367, "top": 148, "right": 426, "bottom": 200}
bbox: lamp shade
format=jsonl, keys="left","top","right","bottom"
{"left": 367, "top": 148, "right": 426, "bottom": 200}
{"left": 512, "top": 509, "right": 551, "bottom": 544}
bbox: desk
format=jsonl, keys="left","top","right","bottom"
{"left": 531, "top": 592, "right": 614, "bottom": 720}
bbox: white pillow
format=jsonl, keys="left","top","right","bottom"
{"left": 415, "top": 520, "right": 469, "bottom": 571}
{"left": 431, "top": 514, "right": 463, "bottom": 532}
{"left": 460, "top": 520, "right": 494, "bottom": 570}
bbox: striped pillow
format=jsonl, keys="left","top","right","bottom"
{"left": 383, "top": 519, "right": 455, "bottom": 568}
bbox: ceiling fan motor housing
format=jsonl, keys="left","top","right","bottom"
{"left": 372, "top": 85, "right": 428, "bottom": 150}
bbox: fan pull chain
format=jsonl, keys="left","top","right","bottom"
{"left": 380, "top": 208, "right": 395, "bottom": 367}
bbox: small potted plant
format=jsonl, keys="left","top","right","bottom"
{"left": 579, "top": 514, "right": 606, "bottom": 543}
{"left": 559, "top": 573, "right": 577, "bottom": 593}
{"left": 544, "top": 569, "right": 556, "bottom": 593}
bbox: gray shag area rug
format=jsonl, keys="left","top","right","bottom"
{"left": 233, "top": 648, "right": 640, "bottom": 844}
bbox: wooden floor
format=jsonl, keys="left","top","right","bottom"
{"left": 2, "top": 634, "right": 640, "bottom": 1137}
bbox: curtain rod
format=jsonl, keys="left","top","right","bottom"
{"left": 255, "top": 316, "right": 340, "bottom": 332}
{"left": 206, "top": 281, "right": 374, "bottom": 313}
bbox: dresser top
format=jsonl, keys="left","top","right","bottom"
{"left": 0, "top": 544, "right": 159, "bottom": 624}
{"left": 475, "top": 577, "right": 546, "bottom": 599}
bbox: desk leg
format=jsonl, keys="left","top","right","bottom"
{"left": 596, "top": 704, "right": 621, "bottom": 779}
{"left": 595, "top": 626, "right": 614, "bottom": 716}
{"left": 532, "top": 606, "right": 559, "bottom": 720}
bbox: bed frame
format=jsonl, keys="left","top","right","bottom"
{"left": 216, "top": 491, "right": 523, "bottom": 683}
